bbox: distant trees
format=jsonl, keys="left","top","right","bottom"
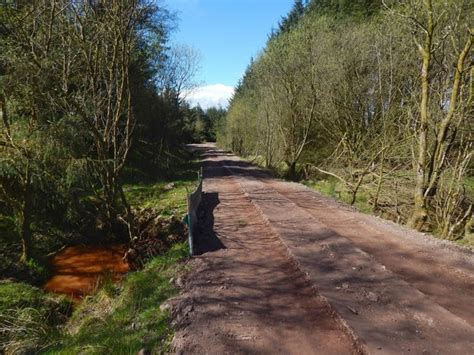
{"left": 308, "top": 0, "right": 381, "bottom": 17}
{"left": 187, "top": 105, "right": 226, "bottom": 143}
{"left": 276, "top": 0, "right": 307, "bottom": 35}
{"left": 222, "top": 0, "right": 474, "bottom": 240}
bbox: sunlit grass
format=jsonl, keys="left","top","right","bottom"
{"left": 124, "top": 180, "right": 197, "bottom": 217}
{"left": 124, "top": 151, "right": 201, "bottom": 217}
{"left": 304, "top": 179, "right": 373, "bottom": 214}
{"left": 0, "top": 281, "right": 73, "bottom": 354}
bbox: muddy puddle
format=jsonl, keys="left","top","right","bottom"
{"left": 44, "top": 244, "right": 129, "bottom": 301}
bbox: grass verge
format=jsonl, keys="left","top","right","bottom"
{"left": 125, "top": 180, "right": 196, "bottom": 217}
{"left": 304, "top": 179, "right": 373, "bottom": 214}
{"left": 0, "top": 281, "right": 73, "bottom": 354}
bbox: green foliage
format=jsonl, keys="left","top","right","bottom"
{"left": 308, "top": 0, "right": 381, "bottom": 17}
{"left": 0, "top": 214, "right": 17, "bottom": 241}
{"left": 224, "top": 0, "right": 474, "bottom": 240}
{"left": 0, "top": 1, "right": 199, "bottom": 350}
{"left": 273, "top": 0, "right": 308, "bottom": 37}
{"left": 0, "top": 0, "right": 201, "bottom": 265}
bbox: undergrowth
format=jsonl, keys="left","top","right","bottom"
{"left": 124, "top": 150, "right": 201, "bottom": 217}
{"left": 0, "top": 148, "right": 200, "bottom": 354}
{"left": 0, "top": 281, "right": 73, "bottom": 354}
{"left": 242, "top": 153, "right": 474, "bottom": 245}
{"left": 304, "top": 179, "right": 373, "bottom": 214}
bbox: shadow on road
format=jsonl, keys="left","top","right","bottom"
{"left": 194, "top": 192, "right": 226, "bottom": 255}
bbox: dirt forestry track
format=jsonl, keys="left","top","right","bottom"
{"left": 172, "top": 144, "right": 474, "bottom": 355}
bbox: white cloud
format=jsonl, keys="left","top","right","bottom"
{"left": 184, "top": 84, "right": 234, "bottom": 110}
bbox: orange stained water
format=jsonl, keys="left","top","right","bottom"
{"left": 44, "top": 244, "right": 129, "bottom": 301}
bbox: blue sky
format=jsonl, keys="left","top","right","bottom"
{"left": 166, "top": 0, "right": 294, "bottom": 108}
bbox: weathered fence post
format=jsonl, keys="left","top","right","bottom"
{"left": 186, "top": 167, "right": 203, "bottom": 255}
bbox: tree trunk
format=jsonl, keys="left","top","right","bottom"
{"left": 409, "top": 0, "right": 433, "bottom": 231}
{"left": 20, "top": 164, "right": 33, "bottom": 263}
{"left": 287, "top": 161, "right": 297, "bottom": 181}
{"left": 373, "top": 150, "right": 385, "bottom": 212}
{"left": 119, "top": 184, "right": 135, "bottom": 241}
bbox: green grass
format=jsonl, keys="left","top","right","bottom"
{"left": 0, "top": 281, "right": 73, "bottom": 354}
{"left": 305, "top": 179, "right": 340, "bottom": 198}
{"left": 124, "top": 149, "right": 201, "bottom": 217}
{"left": 48, "top": 242, "right": 189, "bottom": 354}
{"left": 305, "top": 179, "right": 373, "bottom": 214}
{"left": 124, "top": 180, "right": 197, "bottom": 217}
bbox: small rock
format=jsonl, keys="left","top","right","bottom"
{"left": 367, "top": 292, "right": 379, "bottom": 302}
{"left": 127, "top": 322, "right": 138, "bottom": 331}
{"left": 176, "top": 277, "right": 184, "bottom": 288}
{"left": 183, "top": 304, "right": 194, "bottom": 316}
{"left": 164, "top": 183, "right": 176, "bottom": 191}
{"left": 169, "top": 277, "right": 175, "bottom": 284}
{"left": 346, "top": 305, "right": 359, "bottom": 315}
{"left": 235, "top": 335, "right": 254, "bottom": 340}
{"left": 160, "top": 303, "right": 171, "bottom": 312}
{"left": 342, "top": 282, "right": 349, "bottom": 289}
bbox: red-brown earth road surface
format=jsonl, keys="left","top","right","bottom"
{"left": 171, "top": 143, "right": 474, "bottom": 354}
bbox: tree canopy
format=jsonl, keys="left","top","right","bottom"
{"left": 220, "top": 0, "right": 474, "bottom": 240}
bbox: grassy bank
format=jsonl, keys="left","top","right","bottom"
{"left": 48, "top": 242, "right": 189, "bottom": 354}
{"left": 304, "top": 179, "right": 373, "bottom": 214}
{"left": 242, "top": 153, "right": 473, "bottom": 246}
{"left": 0, "top": 149, "right": 201, "bottom": 354}
{"left": 125, "top": 179, "right": 196, "bottom": 217}
{"left": 0, "top": 233, "right": 189, "bottom": 355}
{"left": 0, "top": 282, "right": 73, "bottom": 354}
